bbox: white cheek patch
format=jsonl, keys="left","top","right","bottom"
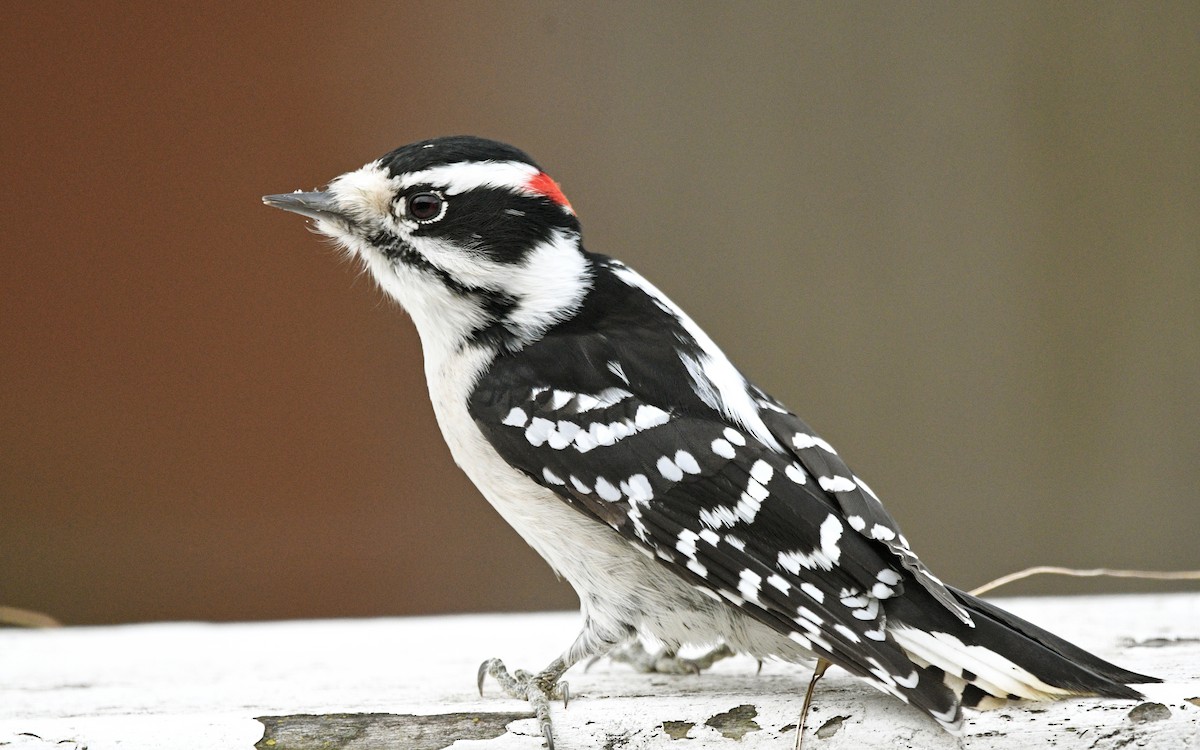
{"left": 405, "top": 228, "right": 591, "bottom": 338}
{"left": 505, "top": 231, "right": 592, "bottom": 331}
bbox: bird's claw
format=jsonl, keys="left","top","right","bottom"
{"left": 477, "top": 658, "right": 567, "bottom": 749}
{"left": 599, "top": 641, "right": 735, "bottom": 675}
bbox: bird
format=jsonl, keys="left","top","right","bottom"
{"left": 263, "top": 135, "right": 1156, "bottom": 747}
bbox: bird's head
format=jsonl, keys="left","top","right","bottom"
{"left": 265, "top": 136, "right": 591, "bottom": 358}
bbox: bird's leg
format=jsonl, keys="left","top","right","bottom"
{"left": 478, "top": 655, "right": 569, "bottom": 747}
{"left": 479, "top": 623, "right": 631, "bottom": 749}
{"left": 793, "top": 658, "right": 831, "bottom": 750}
{"left": 595, "top": 640, "right": 735, "bottom": 675}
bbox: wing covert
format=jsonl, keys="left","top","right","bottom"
{"left": 469, "top": 364, "right": 946, "bottom": 697}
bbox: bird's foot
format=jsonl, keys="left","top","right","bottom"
{"left": 591, "top": 641, "right": 735, "bottom": 675}
{"left": 478, "top": 658, "right": 568, "bottom": 749}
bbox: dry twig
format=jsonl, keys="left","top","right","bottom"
{"left": 970, "top": 566, "right": 1200, "bottom": 596}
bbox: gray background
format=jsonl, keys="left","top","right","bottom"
{"left": 2, "top": 2, "right": 1197, "bottom": 624}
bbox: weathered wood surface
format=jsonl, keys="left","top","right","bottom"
{"left": 2, "top": 593, "right": 1197, "bottom": 749}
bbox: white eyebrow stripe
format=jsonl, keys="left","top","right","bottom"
{"left": 396, "top": 160, "right": 541, "bottom": 196}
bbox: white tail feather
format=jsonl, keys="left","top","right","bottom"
{"left": 891, "top": 627, "right": 1076, "bottom": 702}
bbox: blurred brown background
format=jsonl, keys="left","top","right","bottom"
{"left": 2, "top": 3, "right": 1197, "bottom": 625}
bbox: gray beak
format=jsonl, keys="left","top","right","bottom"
{"left": 262, "top": 191, "right": 347, "bottom": 222}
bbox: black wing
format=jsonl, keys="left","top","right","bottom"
{"left": 748, "top": 385, "right": 971, "bottom": 624}
{"left": 467, "top": 257, "right": 1158, "bottom": 723}
{"left": 468, "top": 343, "right": 960, "bottom": 721}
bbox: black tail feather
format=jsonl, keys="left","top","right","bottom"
{"left": 885, "top": 583, "right": 1157, "bottom": 714}
{"left": 952, "top": 588, "right": 1160, "bottom": 688}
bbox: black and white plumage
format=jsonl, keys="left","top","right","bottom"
{"left": 264, "top": 135, "right": 1155, "bottom": 744}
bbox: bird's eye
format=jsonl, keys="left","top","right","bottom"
{"left": 407, "top": 191, "right": 446, "bottom": 223}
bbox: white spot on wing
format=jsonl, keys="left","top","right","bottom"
{"left": 766, "top": 574, "right": 791, "bottom": 594}
{"left": 611, "top": 421, "right": 631, "bottom": 440}
{"left": 634, "top": 404, "right": 670, "bottom": 429}
{"left": 749, "top": 459, "right": 773, "bottom": 484}
{"left": 676, "top": 529, "right": 699, "bottom": 558}
{"left": 840, "top": 592, "right": 869, "bottom": 608}
{"left": 872, "top": 582, "right": 896, "bottom": 599}
{"left": 625, "top": 498, "right": 650, "bottom": 541}
{"left": 590, "top": 422, "right": 615, "bottom": 446}
{"left": 573, "top": 393, "right": 599, "bottom": 411}
{"left": 502, "top": 407, "right": 528, "bottom": 427}
{"left": 792, "top": 432, "right": 838, "bottom": 454}
{"left": 699, "top": 505, "right": 738, "bottom": 529}
{"left": 777, "top": 515, "right": 844, "bottom": 572}
{"left": 744, "top": 478, "right": 769, "bottom": 503}
{"left": 870, "top": 524, "right": 897, "bottom": 541}
{"left": 547, "top": 420, "right": 580, "bottom": 449}
{"left": 594, "top": 476, "right": 621, "bottom": 502}
{"left": 624, "top": 473, "right": 653, "bottom": 501}
{"left": 593, "top": 387, "right": 633, "bottom": 408}
{"left": 800, "top": 582, "right": 824, "bottom": 603}
{"left": 674, "top": 451, "right": 701, "bottom": 474}
{"left": 818, "top": 475, "right": 857, "bottom": 493}
{"left": 525, "top": 417, "right": 554, "bottom": 447}
{"left": 796, "top": 606, "right": 824, "bottom": 627}
{"left": 699, "top": 472, "right": 770, "bottom": 529}
{"left": 877, "top": 568, "right": 902, "bottom": 586}
{"left": 787, "top": 631, "right": 812, "bottom": 649}
{"left": 573, "top": 430, "right": 597, "bottom": 452}
{"left": 849, "top": 597, "right": 880, "bottom": 621}
{"left": 657, "top": 455, "right": 683, "bottom": 482}
{"left": 738, "top": 569, "right": 762, "bottom": 603}
{"left": 711, "top": 438, "right": 735, "bottom": 459}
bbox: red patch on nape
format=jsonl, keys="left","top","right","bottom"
{"left": 527, "top": 172, "right": 574, "bottom": 212}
